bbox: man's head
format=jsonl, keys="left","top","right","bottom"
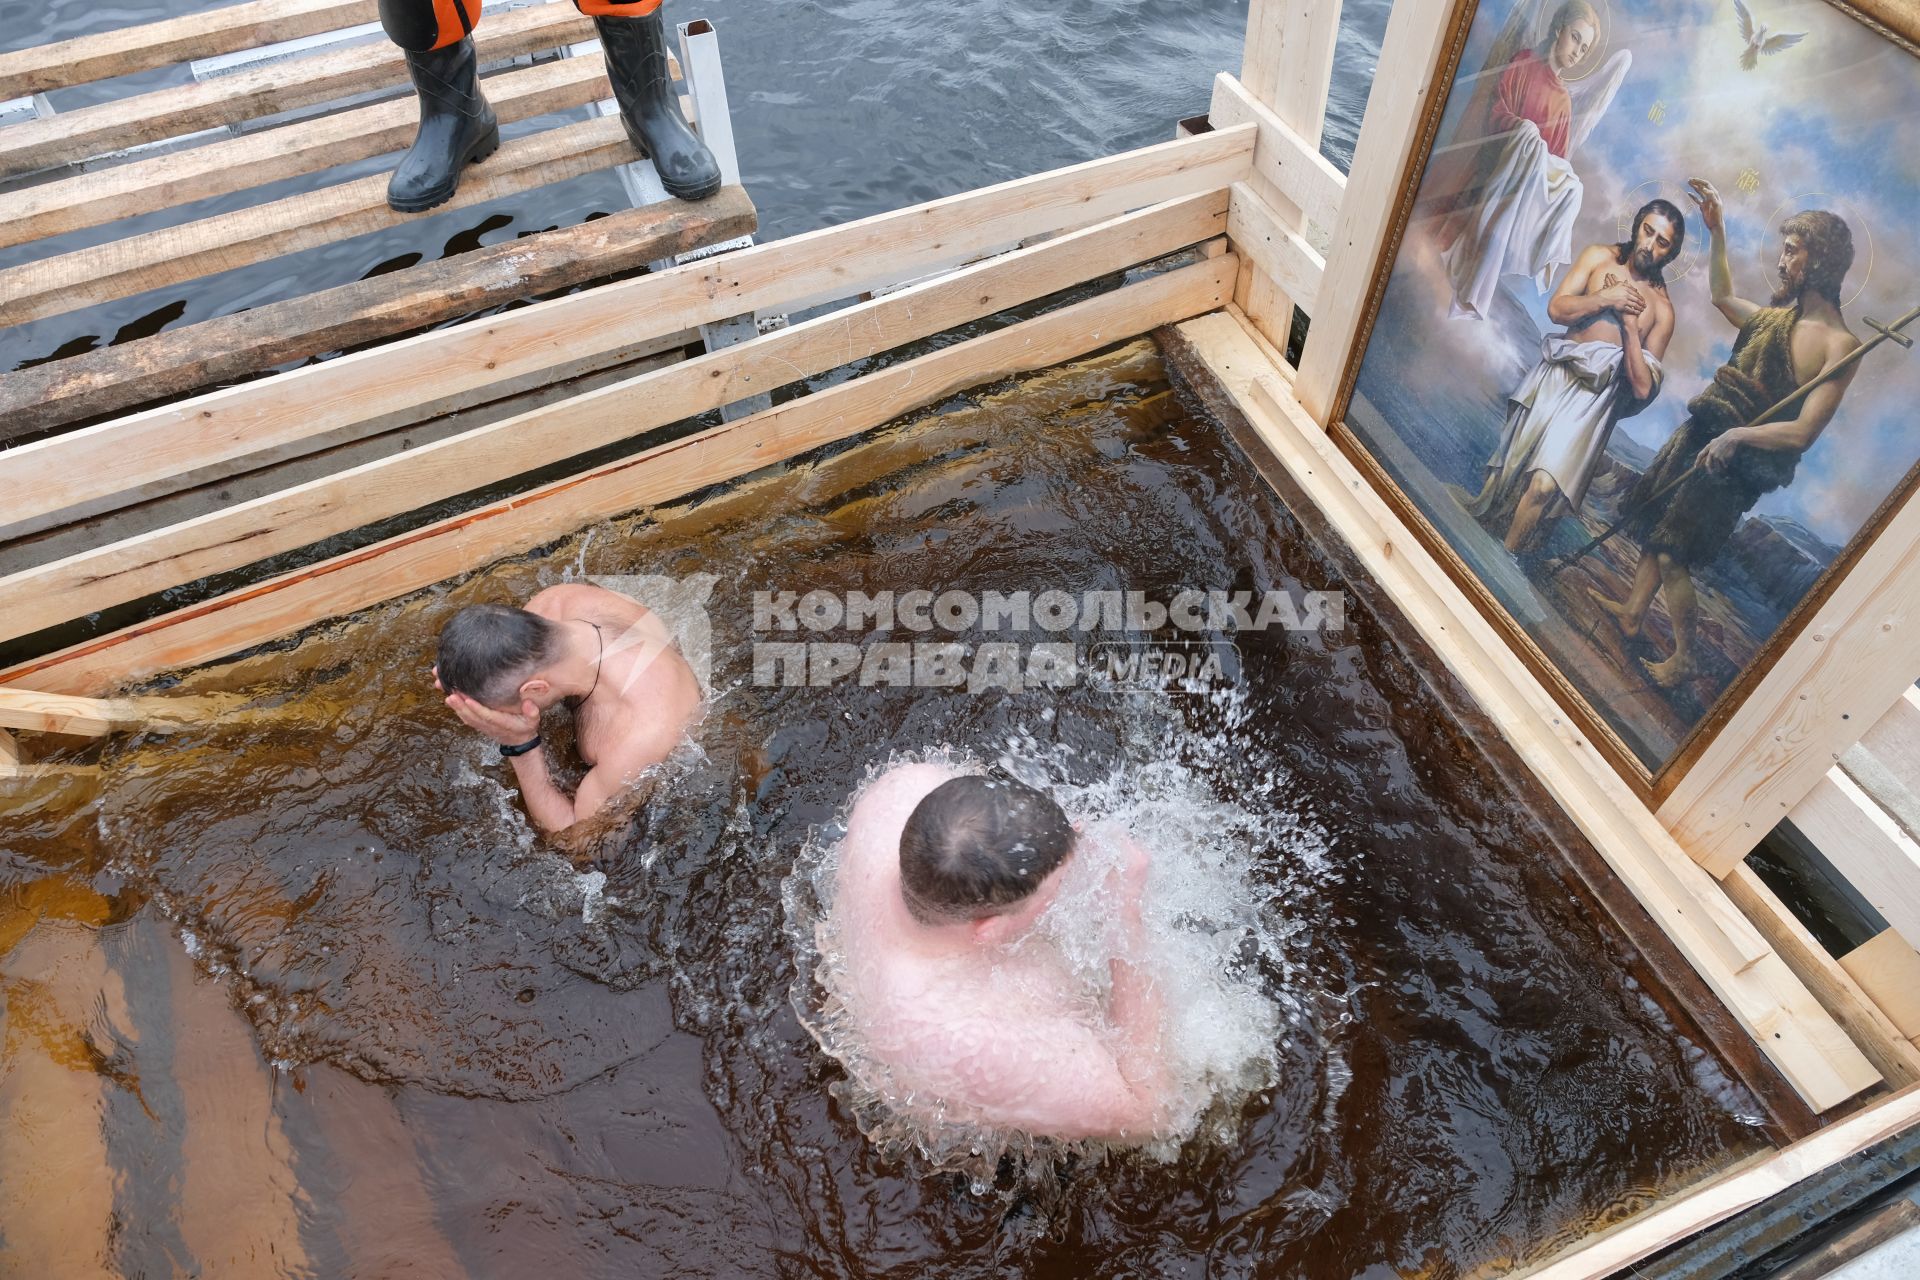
{"left": 1544, "top": 1, "right": 1599, "bottom": 74}
{"left": 899, "top": 775, "right": 1075, "bottom": 931}
{"left": 1615, "top": 199, "right": 1686, "bottom": 283}
{"left": 437, "top": 604, "right": 563, "bottom": 709}
{"left": 1774, "top": 209, "right": 1854, "bottom": 307}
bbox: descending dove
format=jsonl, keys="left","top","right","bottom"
{"left": 1733, "top": 0, "right": 1807, "bottom": 70}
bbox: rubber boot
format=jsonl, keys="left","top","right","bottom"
{"left": 594, "top": 12, "right": 722, "bottom": 202}
{"left": 388, "top": 38, "right": 500, "bottom": 213}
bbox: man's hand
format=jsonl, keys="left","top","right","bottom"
{"left": 1700, "top": 428, "right": 1747, "bottom": 475}
{"left": 1686, "top": 177, "right": 1724, "bottom": 235}
{"left": 445, "top": 691, "right": 541, "bottom": 746}
{"left": 1597, "top": 273, "right": 1647, "bottom": 316}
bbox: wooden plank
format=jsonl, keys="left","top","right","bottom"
{"left": 0, "top": 729, "right": 20, "bottom": 770}
{"left": 1840, "top": 929, "right": 1920, "bottom": 1041}
{"left": 1226, "top": 181, "right": 1324, "bottom": 312}
{"left": 1790, "top": 770, "right": 1920, "bottom": 950}
{"left": 1849, "top": 686, "right": 1920, "bottom": 841}
{"left": 1170, "top": 309, "right": 1878, "bottom": 1110}
{"left": 0, "top": 127, "right": 1249, "bottom": 520}
{"left": 1231, "top": 0, "right": 1341, "bottom": 361}
{"left": 1292, "top": 0, "right": 1456, "bottom": 423}
{"left": 0, "top": 3, "right": 592, "bottom": 179}
{"left": 1660, "top": 485, "right": 1920, "bottom": 877}
{"left": 0, "top": 259, "right": 1234, "bottom": 697}
{"left": 0, "top": 342, "right": 695, "bottom": 555}
{"left": 0, "top": 52, "right": 615, "bottom": 252}
{"left": 1208, "top": 72, "right": 1345, "bottom": 233}
{"left": 0, "top": 194, "right": 745, "bottom": 448}
{"left": 0, "top": 201, "right": 1229, "bottom": 642}
{"left": 0, "top": 113, "right": 636, "bottom": 328}
{"left": 0, "top": 0, "right": 378, "bottom": 99}
{"left": 1511, "top": 1084, "right": 1920, "bottom": 1280}
{"left": 1726, "top": 865, "right": 1920, "bottom": 1087}
{"left": 0, "top": 687, "right": 218, "bottom": 736}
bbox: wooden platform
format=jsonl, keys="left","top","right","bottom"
{"left": 0, "top": 0, "right": 754, "bottom": 443}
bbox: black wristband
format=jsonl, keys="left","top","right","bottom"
{"left": 499, "top": 735, "right": 542, "bottom": 759}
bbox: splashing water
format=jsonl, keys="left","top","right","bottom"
{"left": 784, "top": 727, "right": 1342, "bottom": 1192}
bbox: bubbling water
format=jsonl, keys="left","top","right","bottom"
{"left": 783, "top": 719, "right": 1341, "bottom": 1194}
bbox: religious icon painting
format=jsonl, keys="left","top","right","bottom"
{"left": 1331, "top": 0, "right": 1920, "bottom": 789}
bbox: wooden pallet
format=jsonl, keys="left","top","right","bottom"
{"left": 0, "top": 0, "right": 752, "bottom": 441}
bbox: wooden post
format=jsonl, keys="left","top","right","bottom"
{"left": 1229, "top": 0, "right": 1342, "bottom": 360}
{"left": 1292, "top": 0, "right": 1458, "bottom": 424}
{"left": 1659, "top": 485, "right": 1920, "bottom": 877}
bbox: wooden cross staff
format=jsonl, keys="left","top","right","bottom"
{"left": 1548, "top": 301, "right": 1920, "bottom": 576}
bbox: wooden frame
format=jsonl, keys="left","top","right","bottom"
{"left": 3, "top": 1, "right": 1919, "bottom": 1270}
{"left": 1282, "top": 0, "right": 1920, "bottom": 874}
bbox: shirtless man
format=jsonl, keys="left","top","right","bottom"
{"left": 830, "top": 762, "right": 1169, "bottom": 1142}
{"left": 434, "top": 583, "right": 703, "bottom": 832}
{"left": 1466, "top": 200, "right": 1682, "bottom": 551}
{"left": 1592, "top": 180, "right": 1860, "bottom": 687}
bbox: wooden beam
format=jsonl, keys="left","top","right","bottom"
{"left": 0, "top": 3, "right": 593, "bottom": 179}
{"left": 0, "top": 0, "right": 378, "bottom": 99}
{"left": 1231, "top": 0, "right": 1341, "bottom": 360}
{"left": 1848, "top": 685, "right": 1920, "bottom": 839}
{"left": 1207, "top": 73, "right": 1345, "bottom": 234}
{"left": 1660, "top": 485, "right": 1920, "bottom": 877}
{"left": 1770, "top": 1199, "right": 1920, "bottom": 1280}
{"left": 0, "top": 258, "right": 1234, "bottom": 697}
{"left": 1226, "top": 181, "right": 1324, "bottom": 313}
{"left": 0, "top": 199, "right": 1229, "bottom": 643}
{"left": 0, "top": 687, "right": 212, "bottom": 736}
{"left": 1512, "top": 1084, "right": 1920, "bottom": 1280}
{"left": 1171, "top": 309, "right": 1878, "bottom": 1110}
{"left": 0, "top": 729, "right": 20, "bottom": 772}
{"left": 0, "top": 126, "right": 1249, "bottom": 523}
{"left": 0, "top": 114, "right": 634, "bottom": 328}
{"left": 0, "top": 198, "right": 739, "bottom": 450}
{"left": 1725, "top": 865, "right": 1920, "bottom": 1088}
{"left": 0, "top": 52, "right": 615, "bottom": 253}
{"left": 1789, "top": 770, "right": 1920, "bottom": 949}
{"left": 1839, "top": 929, "right": 1920, "bottom": 1041}
{"left": 1292, "top": 0, "right": 1457, "bottom": 423}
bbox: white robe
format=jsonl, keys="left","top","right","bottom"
{"left": 1440, "top": 120, "right": 1583, "bottom": 322}
{"left": 1467, "top": 334, "right": 1663, "bottom": 522}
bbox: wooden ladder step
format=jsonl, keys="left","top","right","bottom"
{"left": 0, "top": 52, "right": 616, "bottom": 253}
{"left": 0, "top": 1, "right": 591, "bottom": 179}
{"left": 0, "top": 0, "right": 380, "bottom": 99}
{"left": 0, "top": 113, "right": 636, "bottom": 328}
{"left": 0, "top": 186, "right": 753, "bottom": 445}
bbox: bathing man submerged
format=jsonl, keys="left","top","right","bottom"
{"left": 832, "top": 762, "right": 1171, "bottom": 1142}
{"left": 434, "top": 584, "right": 704, "bottom": 833}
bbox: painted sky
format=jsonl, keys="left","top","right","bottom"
{"left": 1435, "top": 0, "right": 1920, "bottom": 546}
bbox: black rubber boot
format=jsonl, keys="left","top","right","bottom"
{"left": 388, "top": 38, "right": 500, "bottom": 214}
{"left": 594, "top": 12, "right": 723, "bottom": 202}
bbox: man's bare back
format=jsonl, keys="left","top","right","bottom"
{"left": 832, "top": 763, "right": 1168, "bottom": 1141}
{"left": 436, "top": 583, "right": 704, "bottom": 833}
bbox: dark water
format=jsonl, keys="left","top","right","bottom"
{"left": 0, "top": 341, "right": 1764, "bottom": 1277}
{"left": 0, "top": 0, "right": 1387, "bottom": 372}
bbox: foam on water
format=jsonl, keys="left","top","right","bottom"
{"left": 784, "top": 707, "right": 1343, "bottom": 1190}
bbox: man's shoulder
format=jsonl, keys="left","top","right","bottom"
{"left": 527, "top": 582, "right": 644, "bottom": 621}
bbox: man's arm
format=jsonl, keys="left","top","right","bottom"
{"left": 1704, "top": 350, "right": 1860, "bottom": 474}
{"left": 1688, "top": 178, "right": 1761, "bottom": 327}
{"left": 444, "top": 690, "right": 586, "bottom": 832}
{"left": 1546, "top": 246, "right": 1642, "bottom": 328}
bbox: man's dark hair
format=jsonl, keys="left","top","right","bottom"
{"left": 899, "top": 776, "right": 1075, "bottom": 925}
{"left": 437, "top": 604, "right": 562, "bottom": 707}
{"left": 1780, "top": 209, "right": 1854, "bottom": 306}
{"left": 1615, "top": 198, "right": 1687, "bottom": 283}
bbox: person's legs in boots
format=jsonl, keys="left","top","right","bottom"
{"left": 579, "top": 0, "right": 722, "bottom": 201}
{"left": 380, "top": 0, "right": 500, "bottom": 212}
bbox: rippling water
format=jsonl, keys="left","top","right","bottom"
{"left": 0, "top": 0, "right": 1386, "bottom": 370}
{"left": 0, "top": 340, "right": 1763, "bottom": 1276}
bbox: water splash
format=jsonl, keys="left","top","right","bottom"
{"left": 783, "top": 728, "right": 1341, "bottom": 1192}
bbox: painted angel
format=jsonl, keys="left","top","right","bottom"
{"left": 1422, "top": 0, "right": 1633, "bottom": 320}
